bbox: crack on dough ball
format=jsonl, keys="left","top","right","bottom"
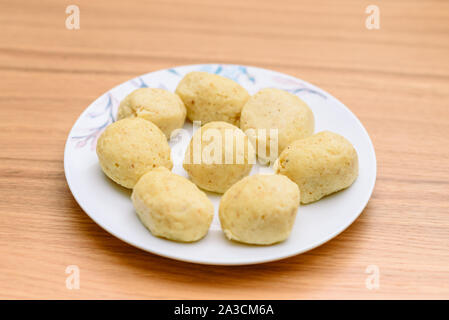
{"left": 117, "top": 88, "right": 186, "bottom": 139}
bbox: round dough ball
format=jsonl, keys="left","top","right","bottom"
{"left": 117, "top": 88, "right": 186, "bottom": 138}
{"left": 132, "top": 167, "right": 214, "bottom": 242}
{"left": 219, "top": 174, "right": 300, "bottom": 245}
{"left": 175, "top": 71, "right": 250, "bottom": 126}
{"left": 96, "top": 118, "right": 172, "bottom": 188}
{"left": 183, "top": 121, "right": 255, "bottom": 193}
{"left": 240, "top": 88, "right": 314, "bottom": 162}
{"left": 274, "top": 131, "right": 358, "bottom": 204}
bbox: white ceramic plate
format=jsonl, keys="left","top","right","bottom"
{"left": 64, "top": 64, "right": 376, "bottom": 265}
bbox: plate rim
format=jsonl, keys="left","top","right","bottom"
{"left": 64, "top": 63, "right": 377, "bottom": 265}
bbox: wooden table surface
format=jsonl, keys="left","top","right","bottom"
{"left": 0, "top": 0, "right": 448, "bottom": 299}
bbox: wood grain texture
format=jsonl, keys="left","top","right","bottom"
{"left": 0, "top": 0, "right": 448, "bottom": 299}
